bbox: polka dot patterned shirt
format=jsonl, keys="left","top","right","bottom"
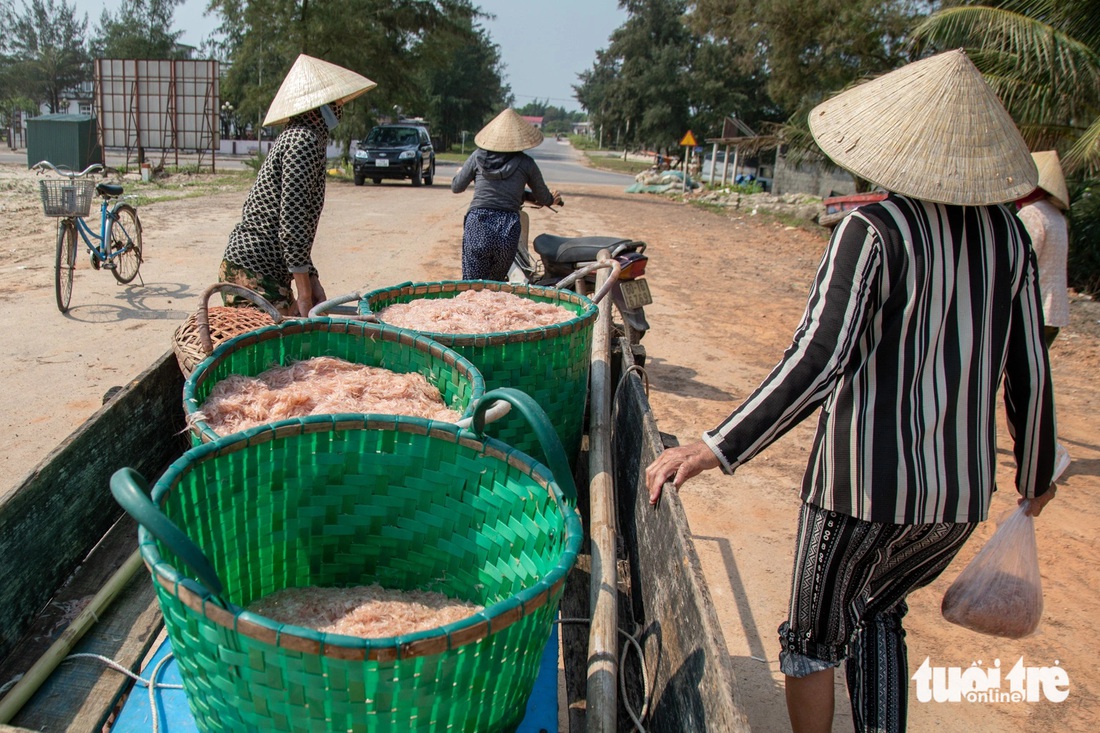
{"left": 223, "top": 108, "right": 330, "bottom": 284}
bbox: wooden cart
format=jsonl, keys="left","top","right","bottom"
{"left": 0, "top": 326, "right": 750, "bottom": 731}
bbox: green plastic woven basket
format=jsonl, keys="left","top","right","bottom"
{"left": 112, "top": 389, "right": 582, "bottom": 733}
{"left": 360, "top": 280, "right": 597, "bottom": 466}
{"left": 184, "top": 317, "right": 485, "bottom": 445}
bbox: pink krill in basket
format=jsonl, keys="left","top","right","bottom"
{"left": 246, "top": 585, "right": 484, "bottom": 638}
{"left": 193, "top": 356, "right": 461, "bottom": 434}
{"left": 379, "top": 289, "right": 572, "bottom": 334}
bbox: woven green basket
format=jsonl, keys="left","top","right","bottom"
{"left": 360, "top": 280, "right": 597, "bottom": 466}
{"left": 184, "top": 317, "right": 484, "bottom": 445}
{"left": 112, "top": 389, "right": 582, "bottom": 733}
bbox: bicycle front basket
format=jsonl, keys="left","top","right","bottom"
{"left": 39, "top": 179, "right": 95, "bottom": 217}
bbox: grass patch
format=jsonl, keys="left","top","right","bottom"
{"left": 583, "top": 152, "right": 651, "bottom": 176}
{"left": 568, "top": 134, "right": 600, "bottom": 151}
{"left": 686, "top": 198, "right": 829, "bottom": 237}
{"left": 122, "top": 169, "right": 256, "bottom": 206}
{"left": 436, "top": 151, "right": 469, "bottom": 164}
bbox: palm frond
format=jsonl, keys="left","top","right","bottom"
{"left": 912, "top": 6, "right": 1100, "bottom": 91}
{"left": 1065, "top": 114, "right": 1100, "bottom": 174}
{"left": 911, "top": 4, "right": 1100, "bottom": 172}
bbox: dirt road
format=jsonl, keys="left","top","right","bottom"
{"left": 1, "top": 160, "right": 1096, "bottom": 731}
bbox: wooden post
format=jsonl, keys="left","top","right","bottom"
{"left": 682, "top": 145, "right": 689, "bottom": 193}
{"left": 708, "top": 142, "right": 718, "bottom": 185}
{"left": 587, "top": 252, "right": 617, "bottom": 732}
{"left": 722, "top": 144, "right": 731, "bottom": 187}
{"left": 731, "top": 145, "right": 741, "bottom": 186}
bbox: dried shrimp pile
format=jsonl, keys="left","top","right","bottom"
{"left": 378, "top": 289, "right": 572, "bottom": 334}
{"left": 246, "top": 584, "right": 483, "bottom": 638}
{"left": 194, "top": 356, "right": 461, "bottom": 434}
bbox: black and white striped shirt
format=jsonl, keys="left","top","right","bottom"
{"left": 703, "top": 195, "right": 1056, "bottom": 523}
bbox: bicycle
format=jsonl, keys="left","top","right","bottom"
{"left": 33, "top": 160, "right": 144, "bottom": 313}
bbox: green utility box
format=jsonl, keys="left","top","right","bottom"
{"left": 26, "top": 114, "right": 103, "bottom": 171}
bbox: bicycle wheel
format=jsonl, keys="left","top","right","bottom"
{"left": 108, "top": 204, "right": 143, "bottom": 284}
{"left": 55, "top": 219, "right": 78, "bottom": 313}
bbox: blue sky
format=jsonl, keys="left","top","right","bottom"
{"left": 69, "top": 0, "right": 627, "bottom": 112}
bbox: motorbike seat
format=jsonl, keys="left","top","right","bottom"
{"left": 532, "top": 234, "right": 639, "bottom": 264}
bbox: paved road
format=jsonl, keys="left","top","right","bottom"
{"left": 5, "top": 138, "right": 636, "bottom": 184}
{"left": 526, "top": 138, "right": 636, "bottom": 186}
{"left": 437, "top": 138, "right": 635, "bottom": 189}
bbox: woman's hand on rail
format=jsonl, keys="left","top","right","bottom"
{"left": 645, "top": 440, "right": 720, "bottom": 506}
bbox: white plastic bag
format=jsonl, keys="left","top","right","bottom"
{"left": 941, "top": 502, "right": 1043, "bottom": 639}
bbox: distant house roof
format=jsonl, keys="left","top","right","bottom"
{"left": 522, "top": 115, "right": 544, "bottom": 128}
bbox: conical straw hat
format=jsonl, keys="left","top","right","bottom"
{"left": 1032, "top": 150, "right": 1070, "bottom": 210}
{"left": 808, "top": 49, "right": 1037, "bottom": 206}
{"left": 474, "top": 108, "right": 544, "bottom": 152}
{"left": 264, "top": 54, "right": 377, "bottom": 127}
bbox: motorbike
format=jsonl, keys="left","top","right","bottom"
{"left": 510, "top": 208, "right": 652, "bottom": 342}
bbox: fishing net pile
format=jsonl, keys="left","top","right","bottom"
{"left": 194, "top": 356, "right": 461, "bottom": 434}
{"left": 246, "top": 584, "right": 484, "bottom": 638}
{"left": 378, "top": 289, "right": 572, "bottom": 334}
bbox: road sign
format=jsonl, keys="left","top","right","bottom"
{"left": 680, "top": 130, "right": 697, "bottom": 147}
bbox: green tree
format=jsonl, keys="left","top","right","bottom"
{"left": 575, "top": 0, "right": 695, "bottom": 152}
{"left": 90, "top": 0, "right": 189, "bottom": 60}
{"left": 690, "top": 0, "right": 932, "bottom": 114}
{"left": 3, "top": 0, "right": 89, "bottom": 112}
{"left": 413, "top": 6, "right": 507, "bottom": 150}
{"left": 687, "top": 0, "right": 935, "bottom": 188}
{"left": 912, "top": 0, "right": 1100, "bottom": 295}
{"left": 911, "top": 0, "right": 1100, "bottom": 173}
{"left": 687, "top": 36, "right": 781, "bottom": 142}
{"left": 208, "top": 0, "right": 480, "bottom": 143}
{"left": 575, "top": 48, "right": 625, "bottom": 146}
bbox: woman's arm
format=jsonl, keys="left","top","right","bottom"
{"left": 523, "top": 157, "right": 556, "bottom": 206}
{"left": 277, "top": 129, "right": 326, "bottom": 274}
{"left": 451, "top": 152, "right": 479, "bottom": 193}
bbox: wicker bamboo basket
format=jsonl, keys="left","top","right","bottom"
{"left": 183, "top": 317, "right": 485, "bottom": 445}
{"left": 359, "top": 280, "right": 598, "bottom": 466}
{"left": 172, "top": 283, "right": 283, "bottom": 377}
{"left": 111, "top": 389, "right": 582, "bottom": 733}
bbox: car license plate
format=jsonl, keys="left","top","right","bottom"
{"left": 619, "top": 278, "right": 652, "bottom": 309}
{"left": 375, "top": 159, "right": 389, "bottom": 167}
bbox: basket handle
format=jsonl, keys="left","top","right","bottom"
{"left": 198, "top": 283, "right": 284, "bottom": 355}
{"left": 110, "top": 468, "right": 226, "bottom": 598}
{"left": 471, "top": 388, "right": 577, "bottom": 504}
{"left": 308, "top": 290, "right": 379, "bottom": 321}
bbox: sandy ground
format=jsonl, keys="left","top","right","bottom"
{"left": 1, "top": 160, "right": 1097, "bottom": 731}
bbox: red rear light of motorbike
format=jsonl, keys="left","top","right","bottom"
{"left": 616, "top": 252, "right": 648, "bottom": 280}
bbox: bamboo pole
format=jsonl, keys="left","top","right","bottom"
{"left": 0, "top": 550, "right": 145, "bottom": 724}
{"left": 587, "top": 253, "right": 618, "bottom": 732}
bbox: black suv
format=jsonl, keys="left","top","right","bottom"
{"left": 353, "top": 124, "right": 435, "bottom": 186}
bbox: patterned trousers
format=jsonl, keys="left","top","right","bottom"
{"left": 779, "top": 502, "right": 976, "bottom": 732}
{"left": 461, "top": 208, "right": 521, "bottom": 281}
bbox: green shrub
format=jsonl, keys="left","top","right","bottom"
{"left": 569, "top": 134, "right": 599, "bottom": 150}
{"left": 1067, "top": 181, "right": 1100, "bottom": 297}
{"left": 706, "top": 181, "right": 765, "bottom": 195}
{"left": 244, "top": 150, "right": 266, "bottom": 173}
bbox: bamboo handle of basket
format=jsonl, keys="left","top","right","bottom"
{"left": 110, "top": 468, "right": 226, "bottom": 597}
{"left": 308, "top": 291, "right": 378, "bottom": 321}
{"left": 197, "top": 282, "right": 284, "bottom": 355}
{"left": 471, "top": 388, "right": 577, "bottom": 504}
{"left": 0, "top": 550, "right": 145, "bottom": 724}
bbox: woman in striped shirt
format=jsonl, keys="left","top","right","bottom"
{"left": 646, "top": 50, "right": 1058, "bottom": 733}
